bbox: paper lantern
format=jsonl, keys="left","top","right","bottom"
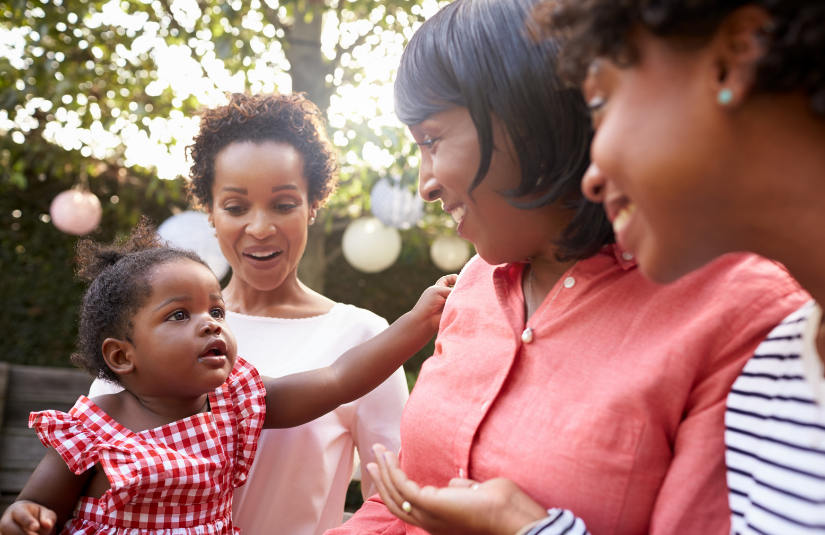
{"left": 370, "top": 178, "right": 423, "bottom": 229}
{"left": 342, "top": 217, "right": 402, "bottom": 273}
{"left": 430, "top": 235, "right": 471, "bottom": 272}
{"left": 158, "top": 211, "right": 230, "bottom": 280}
{"left": 50, "top": 189, "right": 102, "bottom": 236}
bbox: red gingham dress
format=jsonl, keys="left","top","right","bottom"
{"left": 29, "top": 357, "right": 266, "bottom": 535}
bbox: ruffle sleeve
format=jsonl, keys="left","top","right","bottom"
{"left": 225, "top": 357, "right": 266, "bottom": 488}
{"left": 28, "top": 398, "right": 130, "bottom": 476}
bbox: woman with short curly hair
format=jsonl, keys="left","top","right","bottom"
{"left": 90, "top": 93, "right": 409, "bottom": 535}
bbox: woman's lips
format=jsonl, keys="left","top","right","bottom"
{"left": 242, "top": 250, "right": 283, "bottom": 270}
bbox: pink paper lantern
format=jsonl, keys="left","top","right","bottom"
{"left": 50, "top": 190, "right": 102, "bottom": 236}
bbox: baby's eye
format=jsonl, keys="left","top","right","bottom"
{"left": 168, "top": 310, "right": 188, "bottom": 322}
{"left": 210, "top": 308, "right": 225, "bottom": 319}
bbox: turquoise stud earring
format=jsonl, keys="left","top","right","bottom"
{"left": 717, "top": 88, "right": 734, "bottom": 106}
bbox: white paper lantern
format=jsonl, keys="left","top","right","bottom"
{"left": 50, "top": 189, "right": 102, "bottom": 236}
{"left": 370, "top": 178, "right": 423, "bottom": 229}
{"left": 342, "top": 217, "right": 402, "bottom": 273}
{"left": 158, "top": 211, "right": 230, "bottom": 280}
{"left": 430, "top": 235, "right": 471, "bottom": 272}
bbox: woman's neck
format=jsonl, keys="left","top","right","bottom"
{"left": 221, "top": 270, "right": 335, "bottom": 319}
{"left": 736, "top": 96, "right": 825, "bottom": 308}
{"left": 523, "top": 251, "right": 577, "bottom": 321}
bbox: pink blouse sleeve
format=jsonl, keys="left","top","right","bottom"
{"left": 226, "top": 357, "right": 267, "bottom": 488}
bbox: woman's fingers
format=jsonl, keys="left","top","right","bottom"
{"left": 447, "top": 478, "right": 478, "bottom": 488}
{"left": 375, "top": 449, "right": 409, "bottom": 508}
{"left": 369, "top": 446, "right": 419, "bottom": 525}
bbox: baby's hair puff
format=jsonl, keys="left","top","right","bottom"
{"left": 72, "top": 216, "right": 210, "bottom": 385}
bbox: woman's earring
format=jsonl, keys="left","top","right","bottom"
{"left": 717, "top": 88, "right": 734, "bottom": 106}
{"left": 308, "top": 217, "right": 316, "bottom": 225}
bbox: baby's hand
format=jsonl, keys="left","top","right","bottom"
{"left": 0, "top": 500, "right": 57, "bottom": 535}
{"left": 411, "top": 274, "right": 458, "bottom": 333}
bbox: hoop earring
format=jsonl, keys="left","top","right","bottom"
{"left": 717, "top": 88, "right": 734, "bottom": 106}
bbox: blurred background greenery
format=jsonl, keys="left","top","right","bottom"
{"left": 0, "top": 0, "right": 468, "bottom": 386}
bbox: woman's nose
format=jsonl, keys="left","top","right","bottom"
{"left": 418, "top": 176, "right": 442, "bottom": 202}
{"left": 416, "top": 152, "right": 441, "bottom": 202}
{"left": 581, "top": 163, "right": 607, "bottom": 203}
{"left": 245, "top": 209, "right": 276, "bottom": 239}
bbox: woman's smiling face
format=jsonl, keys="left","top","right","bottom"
{"left": 409, "top": 107, "right": 573, "bottom": 265}
{"left": 209, "top": 141, "right": 316, "bottom": 292}
{"left": 580, "top": 29, "right": 746, "bottom": 283}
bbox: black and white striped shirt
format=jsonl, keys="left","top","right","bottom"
{"left": 525, "top": 508, "right": 589, "bottom": 535}
{"left": 726, "top": 300, "right": 825, "bottom": 535}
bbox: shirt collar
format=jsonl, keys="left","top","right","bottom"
{"left": 491, "top": 243, "right": 637, "bottom": 285}
{"left": 607, "top": 243, "right": 638, "bottom": 271}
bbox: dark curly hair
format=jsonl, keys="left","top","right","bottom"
{"left": 187, "top": 92, "right": 338, "bottom": 209}
{"left": 72, "top": 217, "right": 210, "bottom": 384}
{"left": 535, "top": 0, "right": 825, "bottom": 117}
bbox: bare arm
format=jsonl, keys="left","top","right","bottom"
{"left": 0, "top": 448, "right": 92, "bottom": 535}
{"left": 262, "top": 275, "right": 456, "bottom": 429}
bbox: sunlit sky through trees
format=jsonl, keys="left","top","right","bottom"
{"left": 0, "top": 0, "right": 446, "bottom": 181}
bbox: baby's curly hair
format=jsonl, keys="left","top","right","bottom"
{"left": 73, "top": 217, "right": 209, "bottom": 384}
{"left": 187, "top": 92, "right": 338, "bottom": 209}
{"left": 536, "top": 0, "right": 825, "bottom": 117}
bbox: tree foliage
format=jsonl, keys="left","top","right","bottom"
{"left": 1, "top": 0, "right": 461, "bottom": 373}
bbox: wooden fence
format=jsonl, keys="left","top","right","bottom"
{"left": 0, "top": 362, "right": 94, "bottom": 514}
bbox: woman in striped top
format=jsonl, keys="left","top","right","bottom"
{"left": 538, "top": 1, "right": 825, "bottom": 534}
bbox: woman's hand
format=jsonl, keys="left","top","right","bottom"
{"left": 0, "top": 500, "right": 57, "bottom": 535}
{"left": 366, "top": 444, "right": 548, "bottom": 535}
{"left": 411, "top": 274, "right": 458, "bottom": 333}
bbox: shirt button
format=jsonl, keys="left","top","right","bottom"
{"left": 622, "top": 252, "right": 634, "bottom": 261}
{"left": 564, "top": 276, "right": 575, "bottom": 288}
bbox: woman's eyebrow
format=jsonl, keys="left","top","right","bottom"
{"left": 272, "top": 185, "right": 298, "bottom": 192}
{"left": 220, "top": 186, "right": 248, "bottom": 194}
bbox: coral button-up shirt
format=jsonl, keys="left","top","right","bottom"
{"left": 328, "top": 247, "right": 807, "bottom": 535}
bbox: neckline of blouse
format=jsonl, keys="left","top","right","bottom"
{"left": 226, "top": 302, "right": 344, "bottom": 323}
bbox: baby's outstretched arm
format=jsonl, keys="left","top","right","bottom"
{"left": 0, "top": 449, "right": 92, "bottom": 535}
{"left": 262, "top": 274, "right": 457, "bottom": 429}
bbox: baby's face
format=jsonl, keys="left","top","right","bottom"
{"left": 125, "top": 259, "right": 237, "bottom": 398}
